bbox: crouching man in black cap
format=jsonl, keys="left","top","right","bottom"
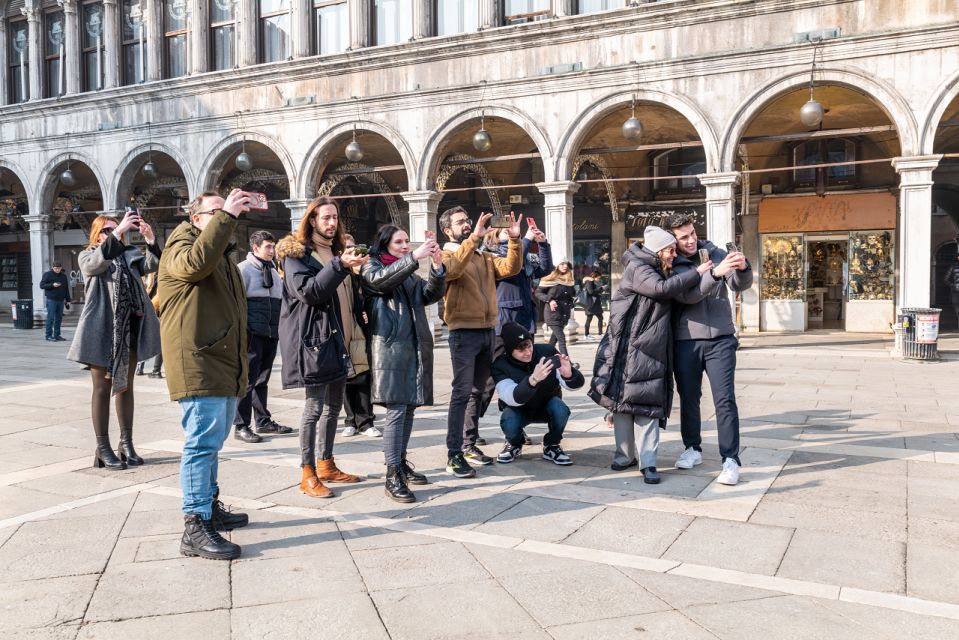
{"left": 491, "top": 322, "right": 585, "bottom": 465}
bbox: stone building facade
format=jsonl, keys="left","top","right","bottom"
{"left": 1, "top": 0, "right": 958, "bottom": 333}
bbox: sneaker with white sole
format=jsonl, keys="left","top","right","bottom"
{"left": 542, "top": 445, "right": 572, "bottom": 466}
{"left": 364, "top": 426, "right": 383, "bottom": 438}
{"left": 342, "top": 426, "right": 358, "bottom": 437}
{"left": 716, "top": 458, "right": 740, "bottom": 485}
{"left": 675, "top": 447, "right": 703, "bottom": 469}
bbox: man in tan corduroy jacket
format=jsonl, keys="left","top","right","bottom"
{"left": 439, "top": 207, "right": 522, "bottom": 478}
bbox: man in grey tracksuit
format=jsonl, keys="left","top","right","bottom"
{"left": 668, "top": 214, "right": 752, "bottom": 486}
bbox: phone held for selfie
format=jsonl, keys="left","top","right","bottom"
{"left": 490, "top": 214, "right": 511, "bottom": 228}
{"left": 550, "top": 354, "right": 562, "bottom": 370}
{"left": 698, "top": 248, "right": 710, "bottom": 264}
{"left": 124, "top": 206, "right": 140, "bottom": 230}
{"left": 726, "top": 242, "right": 739, "bottom": 253}
{"left": 248, "top": 192, "right": 269, "bottom": 210}
{"left": 352, "top": 244, "right": 369, "bottom": 256}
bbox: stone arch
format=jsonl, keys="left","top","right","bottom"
{"left": 554, "top": 89, "right": 721, "bottom": 181}
{"left": 110, "top": 142, "right": 196, "bottom": 207}
{"left": 920, "top": 69, "right": 959, "bottom": 154}
{"left": 316, "top": 162, "right": 404, "bottom": 225}
{"left": 434, "top": 154, "right": 505, "bottom": 216}
{"left": 419, "top": 105, "right": 555, "bottom": 191}
{"left": 298, "top": 120, "right": 417, "bottom": 199}
{"left": 196, "top": 131, "right": 297, "bottom": 196}
{"left": 720, "top": 66, "right": 919, "bottom": 171}
{"left": 571, "top": 154, "right": 621, "bottom": 221}
{"left": 36, "top": 150, "right": 110, "bottom": 213}
{"left": 0, "top": 157, "right": 36, "bottom": 210}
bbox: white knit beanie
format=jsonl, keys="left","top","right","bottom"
{"left": 643, "top": 226, "right": 676, "bottom": 253}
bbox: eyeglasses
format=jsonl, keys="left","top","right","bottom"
{"left": 194, "top": 210, "right": 217, "bottom": 216}
{"left": 450, "top": 217, "right": 471, "bottom": 226}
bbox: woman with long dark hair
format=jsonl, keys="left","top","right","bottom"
{"left": 68, "top": 210, "right": 161, "bottom": 469}
{"left": 362, "top": 224, "right": 445, "bottom": 502}
{"left": 535, "top": 261, "right": 576, "bottom": 357}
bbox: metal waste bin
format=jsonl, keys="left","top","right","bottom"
{"left": 12, "top": 299, "right": 34, "bottom": 329}
{"left": 898, "top": 307, "right": 941, "bottom": 360}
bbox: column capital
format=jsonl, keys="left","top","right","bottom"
{"left": 892, "top": 155, "right": 942, "bottom": 178}
{"left": 23, "top": 213, "right": 52, "bottom": 230}
{"left": 536, "top": 180, "right": 580, "bottom": 198}
{"left": 698, "top": 171, "right": 741, "bottom": 188}
{"left": 402, "top": 190, "right": 442, "bottom": 206}
{"left": 57, "top": 0, "right": 78, "bottom": 14}
{"left": 283, "top": 198, "right": 312, "bottom": 212}
{"left": 284, "top": 198, "right": 312, "bottom": 231}
{"left": 21, "top": 6, "right": 40, "bottom": 22}
{"left": 103, "top": 0, "right": 118, "bottom": 5}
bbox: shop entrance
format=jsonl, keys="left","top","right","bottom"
{"left": 805, "top": 235, "right": 847, "bottom": 330}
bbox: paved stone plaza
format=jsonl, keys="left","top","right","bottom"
{"left": 2, "top": 319, "right": 959, "bottom": 639}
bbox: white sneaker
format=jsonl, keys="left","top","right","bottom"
{"left": 717, "top": 459, "right": 740, "bottom": 485}
{"left": 342, "top": 426, "right": 358, "bottom": 437}
{"left": 364, "top": 426, "right": 383, "bottom": 438}
{"left": 675, "top": 447, "right": 702, "bottom": 469}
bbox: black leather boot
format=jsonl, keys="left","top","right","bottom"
{"left": 94, "top": 435, "right": 126, "bottom": 470}
{"left": 385, "top": 464, "right": 415, "bottom": 503}
{"left": 180, "top": 514, "right": 241, "bottom": 560}
{"left": 212, "top": 491, "right": 249, "bottom": 531}
{"left": 135, "top": 362, "right": 145, "bottom": 376}
{"left": 234, "top": 426, "right": 263, "bottom": 443}
{"left": 117, "top": 429, "right": 144, "bottom": 466}
{"left": 401, "top": 459, "right": 428, "bottom": 485}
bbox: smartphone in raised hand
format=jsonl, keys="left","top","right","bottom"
{"left": 248, "top": 192, "right": 269, "bottom": 210}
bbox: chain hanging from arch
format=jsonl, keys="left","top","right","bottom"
{"left": 435, "top": 154, "right": 504, "bottom": 216}
{"left": 572, "top": 154, "right": 621, "bottom": 222}
{"left": 316, "top": 162, "right": 402, "bottom": 225}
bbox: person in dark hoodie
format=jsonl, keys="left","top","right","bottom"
{"left": 232, "top": 230, "right": 289, "bottom": 443}
{"left": 491, "top": 322, "right": 584, "bottom": 465}
{"left": 589, "top": 226, "right": 711, "bottom": 484}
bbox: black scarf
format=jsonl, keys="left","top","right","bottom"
{"left": 107, "top": 249, "right": 145, "bottom": 395}
{"left": 257, "top": 256, "right": 274, "bottom": 289}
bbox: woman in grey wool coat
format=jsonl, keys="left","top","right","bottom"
{"left": 67, "top": 210, "right": 161, "bottom": 470}
{"left": 361, "top": 224, "right": 446, "bottom": 503}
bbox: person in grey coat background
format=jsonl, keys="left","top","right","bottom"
{"left": 362, "top": 224, "right": 446, "bottom": 503}
{"left": 68, "top": 210, "right": 161, "bottom": 470}
{"left": 233, "top": 230, "right": 289, "bottom": 443}
{"left": 667, "top": 213, "right": 753, "bottom": 486}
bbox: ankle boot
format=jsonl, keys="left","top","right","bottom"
{"left": 299, "top": 466, "right": 334, "bottom": 498}
{"left": 180, "top": 514, "right": 241, "bottom": 560}
{"left": 385, "top": 464, "right": 415, "bottom": 503}
{"left": 117, "top": 429, "right": 144, "bottom": 466}
{"left": 94, "top": 435, "right": 126, "bottom": 470}
{"left": 135, "top": 362, "right": 145, "bottom": 376}
{"left": 316, "top": 457, "right": 361, "bottom": 483}
{"left": 211, "top": 491, "right": 249, "bottom": 531}
{"left": 401, "top": 459, "right": 428, "bottom": 485}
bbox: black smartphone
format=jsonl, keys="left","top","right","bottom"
{"left": 124, "top": 206, "right": 140, "bottom": 230}
{"left": 549, "top": 354, "right": 562, "bottom": 369}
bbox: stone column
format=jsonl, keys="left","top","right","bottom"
{"left": 412, "top": 0, "right": 433, "bottom": 39}
{"left": 893, "top": 155, "right": 941, "bottom": 310}
{"left": 0, "top": 21, "right": 9, "bottom": 105}
{"left": 478, "top": 0, "right": 500, "bottom": 30}
{"left": 293, "top": 0, "right": 311, "bottom": 57}
{"left": 553, "top": 0, "right": 574, "bottom": 17}
{"left": 24, "top": 214, "right": 54, "bottom": 320}
{"left": 538, "top": 181, "right": 580, "bottom": 342}
{"left": 59, "top": 0, "right": 80, "bottom": 94}
{"left": 700, "top": 171, "right": 740, "bottom": 327}
{"left": 145, "top": 0, "right": 161, "bottom": 80}
{"left": 237, "top": 0, "right": 257, "bottom": 66}
{"left": 103, "top": 0, "right": 119, "bottom": 88}
{"left": 349, "top": 0, "right": 370, "bottom": 49}
{"left": 404, "top": 190, "right": 443, "bottom": 337}
{"left": 284, "top": 198, "right": 311, "bottom": 231}
{"left": 190, "top": 0, "right": 209, "bottom": 73}
{"left": 22, "top": 2, "right": 42, "bottom": 100}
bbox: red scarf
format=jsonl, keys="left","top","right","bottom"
{"left": 379, "top": 253, "right": 400, "bottom": 265}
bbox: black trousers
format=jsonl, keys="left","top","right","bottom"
{"left": 446, "top": 328, "right": 494, "bottom": 457}
{"left": 674, "top": 335, "right": 741, "bottom": 464}
{"left": 547, "top": 324, "right": 568, "bottom": 356}
{"left": 478, "top": 336, "right": 505, "bottom": 418}
{"left": 344, "top": 371, "right": 375, "bottom": 432}
{"left": 584, "top": 313, "right": 604, "bottom": 335}
{"left": 234, "top": 334, "right": 278, "bottom": 429}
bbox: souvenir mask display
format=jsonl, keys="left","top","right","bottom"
{"left": 848, "top": 231, "right": 894, "bottom": 300}
{"left": 761, "top": 234, "right": 804, "bottom": 300}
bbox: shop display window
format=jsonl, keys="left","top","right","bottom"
{"left": 761, "top": 234, "right": 804, "bottom": 300}
{"left": 847, "top": 230, "right": 894, "bottom": 300}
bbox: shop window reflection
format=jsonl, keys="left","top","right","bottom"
{"left": 792, "top": 139, "right": 857, "bottom": 187}
{"left": 651, "top": 148, "right": 706, "bottom": 194}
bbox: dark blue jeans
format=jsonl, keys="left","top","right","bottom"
{"left": 674, "top": 335, "right": 741, "bottom": 464}
{"left": 500, "top": 396, "right": 570, "bottom": 449}
{"left": 45, "top": 299, "right": 64, "bottom": 339}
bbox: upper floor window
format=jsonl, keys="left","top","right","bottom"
{"left": 210, "top": 0, "right": 236, "bottom": 70}
{"left": 437, "top": 0, "right": 478, "bottom": 36}
{"left": 44, "top": 9, "right": 65, "bottom": 98}
{"left": 504, "top": 0, "right": 551, "bottom": 24}
{"left": 8, "top": 19, "right": 28, "bottom": 103}
{"left": 81, "top": 2, "right": 105, "bottom": 92}
{"left": 121, "top": 0, "right": 146, "bottom": 85}
{"left": 792, "top": 139, "right": 857, "bottom": 186}
{"left": 577, "top": 0, "right": 621, "bottom": 14}
{"left": 373, "top": 0, "right": 412, "bottom": 45}
{"left": 259, "top": 0, "right": 292, "bottom": 63}
{"left": 163, "top": 0, "right": 189, "bottom": 78}
{"left": 652, "top": 148, "right": 706, "bottom": 192}
{"left": 313, "top": 0, "right": 347, "bottom": 55}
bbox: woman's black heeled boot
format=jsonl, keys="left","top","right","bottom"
{"left": 94, "top": 436, "right": 126, "bottom": 470}
{"left": 118, "top": 429, "right": 144, "bottom": 466}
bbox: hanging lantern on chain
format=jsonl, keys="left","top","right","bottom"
{"left": 622, "top": 96, "right": 643, "bottom": 141}
{"left": 345, "top": 125, "right": 364, "bottom": 162}
{"left": 235, "top": 137, "right": 253, "bottom": 172}
{"left": 60, "top": 162, "right": 76, "bottom": 188}
{"left": 800, "top": 45, "right": 824, "bottom": 128}
{"left": 473, "top": 113, "right": 492, "bottom": 152}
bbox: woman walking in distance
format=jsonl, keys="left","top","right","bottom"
{"left": 589, "top": 226, "right": 711, "bottom": 485}
{"left": 276, "top": 196, "right": 369, "bottom": 498}
{"left": 68, "top": 210, "right": 161, "bottom": 469}
{"left": 581, "top": 270, "right": 606, "bottom": 340}
{"left": 535, "top": 261, "right": 577, "bottom": 357}
{"left": 362, "top": 225, "right": 446, "bottom": 502}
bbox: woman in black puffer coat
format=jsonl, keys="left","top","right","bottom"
{"left": 535, "top": 261, "right": 576, "bottom": 356}
{"left": 362, "top": 224, "right": 446, "bottom": 503}
{"left": 590, "top": 226, "right": 711, "bottom": 484}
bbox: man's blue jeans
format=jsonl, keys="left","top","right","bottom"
{"left": 178, "top": 396, "right": 238, "bottom": 519}
{"left": 45, "top": 299, "right": 64, "bottom": 339}
{"left": 500, "top": 396, "right": 570, "bottom": 449}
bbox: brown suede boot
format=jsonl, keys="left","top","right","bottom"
{"left": 316, "top": 457, "right": 361, "bottom": 483}
{"left": 300, "top": 466, "right": 334, "bottom": 498}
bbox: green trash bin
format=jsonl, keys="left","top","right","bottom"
{"left": 12, "top": 299, "right": 34, "bottom": 329}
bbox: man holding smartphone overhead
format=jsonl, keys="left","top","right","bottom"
{"left": 667, "top": 214, "right": 752, "bottom": 486}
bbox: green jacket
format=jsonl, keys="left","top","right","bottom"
{"left": 157, "top": 211, "right": 248, "bottom": 401}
